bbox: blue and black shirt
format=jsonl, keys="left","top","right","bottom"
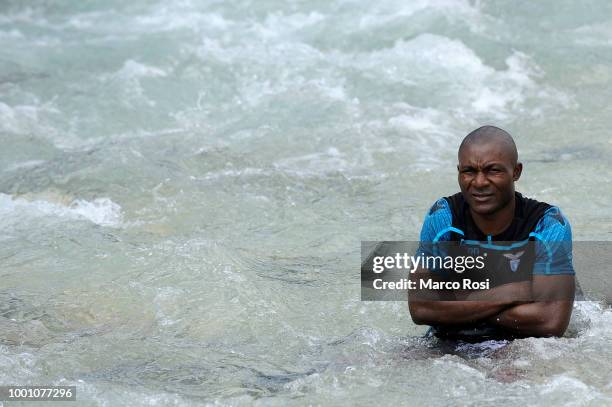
{"left": 420, "top": 191, "right": 574, "bottom": 278}
{"left": 418, "top": 192, "right": 574, "bottom": 341}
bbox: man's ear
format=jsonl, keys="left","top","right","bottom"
{"left": 513, "top": 162, "right": 523, "bottom": 181}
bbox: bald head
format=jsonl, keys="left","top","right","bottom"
{"left": 457, "top": 125, "right": 523, "bottom": 216}
{"left": 459, "top": 125, "right": 518, "bottom": 165}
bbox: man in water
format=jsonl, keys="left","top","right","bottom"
{"left": 408, "top": 126, "right": 575, "bottom": 340}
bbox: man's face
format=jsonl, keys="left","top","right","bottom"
{"left": 457, "top": 142, "right": 521, "bottom": 215}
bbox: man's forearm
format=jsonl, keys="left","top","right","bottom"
{"left": 409, "top": 300, "right": 513, "bottom": 325}
{"left": 488, "top": 301, "right": 573, "bottom": 337}
{"left": 489, "top": 275, "right": 575, "bottom": 337}
{"left": 408, "top": 279, "right": 531, "bottom": 326}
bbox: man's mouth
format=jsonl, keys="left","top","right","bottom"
{"left": 471, "top": 193, "right": 494, "bottom": 202}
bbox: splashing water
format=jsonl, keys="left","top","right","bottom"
{"left": 1, "top": 0, "right": 611, "bottom": 405}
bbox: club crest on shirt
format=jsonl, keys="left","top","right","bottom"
{"left": 503, "top": 251, "right": 525, "bottom": 272}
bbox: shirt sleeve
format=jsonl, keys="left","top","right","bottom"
{"left": 418, "top": 198, "right": 453, "bottom": 257}
{"left": 531, "top": 207, "right": 575, "bottom": 275}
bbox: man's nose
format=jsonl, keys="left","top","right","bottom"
{"left": 473, "top": 171, "right": 490, "bottom": 188}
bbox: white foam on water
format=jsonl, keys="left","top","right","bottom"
{"left": 432, "top": 355, "right": 487, "bottom": 386}
{"left": 383, "top": 103, "right": 459, "bottom": 169}
{"left": 65, "top": 127, "right": 187, "bottom": 152}
{"left": 454, "top": 339, "right": 510, "bottom": 354}
{"left": 0, "top": 193, "right": 123, "bottom": 227}
{"left": 0, "top": 100, "right": 56, "bottom": 135}
{"left": 0, "top": 346, "right": 41, "bottom": 382}
{"left": 153, "top": 287, "right": 186, "bottom": 327}
{"left": 343, "top": 34, "right": 571, "bottom": 120}
{"left": 573, "top": 300, "right": 612, "bottom": 337}
{"left": 573, "top": 23, "right": 612, "bottom": 46}
{"left": 536, "top": 374, "right": 604, "bottom": 404}
{"left": 256, "top": 11, "right": 327, "bottom": 40}
{"left": 0, "top": 1, "right": 607, "bottom": 405}
{"left": 57, "top": 379, "right": 196, "bottom": 407}
{"left": 337, "top": 33, "right": 489, "bottom": 85}
{"left": 0, "top": 96, "right": 88, "bottom": 150}
{"left": 200, "top": 167, "right": 270, "bottom": 181}
{"left": 195, "top": 36, "right": 324, "bottom": 72}
{"left": 386, "top": 103, "right": 456, "bottom": 145}
{"left": 132, "top": 7, "right": 233, "bottom": 34}
{"left": 355, "top": 0, "right": 482, "bottom": 29}
{"left": 63, "top": 11, "right": 106, "bottom": 30}
{"left": 273, "top": 147, "right": 350, "bottom": 176}
{"left": 113, "top": 60, "right": 168, "bottom": 79}
{"left": 174, "top": 4, "right": 571, "bottom": 160}
{"left": 388, "top": 107, "right": 451, "bottom": 134}
{"left": 99, "top": 59, "right": 170, "bottom": 108}
{"left": 0, "top": 28, "right": 24, "bottom": 39}
{"left": 3, "top": 160, "right": 47, "bottom": 172}
{"left": 236, "top": 73, "right": 345, "bottom": 108}
{"left": 469, "top": 52, "right": 568, "bottom": 118}
{"left": 69, "top": 198, "right": 124, "bottom": 227}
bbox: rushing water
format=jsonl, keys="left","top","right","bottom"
{"left": 1, "top": 0, "right": 612, "bottom": 405}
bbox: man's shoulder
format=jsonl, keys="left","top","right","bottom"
{"left": 426, "top": 192, "right": 465, "bottom": 215}
{"left": 420, "top": 197, "right": 454, "bottom": 241}
{"left": 541, "top": 206, "right": 570, "bottom": 226}
{"left": 533, "top": 206, "right": 572, "bottom": 241}
{"left": 532, "top": 206, "right": 574, "bottom": 275}
{"left": 427, "top": 197, "right": 451, "bottom": 216}
{"left": 520, "top": 191, "right": 571, "bottom": 234}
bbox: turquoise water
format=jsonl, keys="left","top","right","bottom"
{"left": 1, "top": 1, "right": 611, "bottom": 405}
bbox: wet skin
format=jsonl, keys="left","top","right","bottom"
{"left": 457, "top": 141, "right": 522, "bottom": 236}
